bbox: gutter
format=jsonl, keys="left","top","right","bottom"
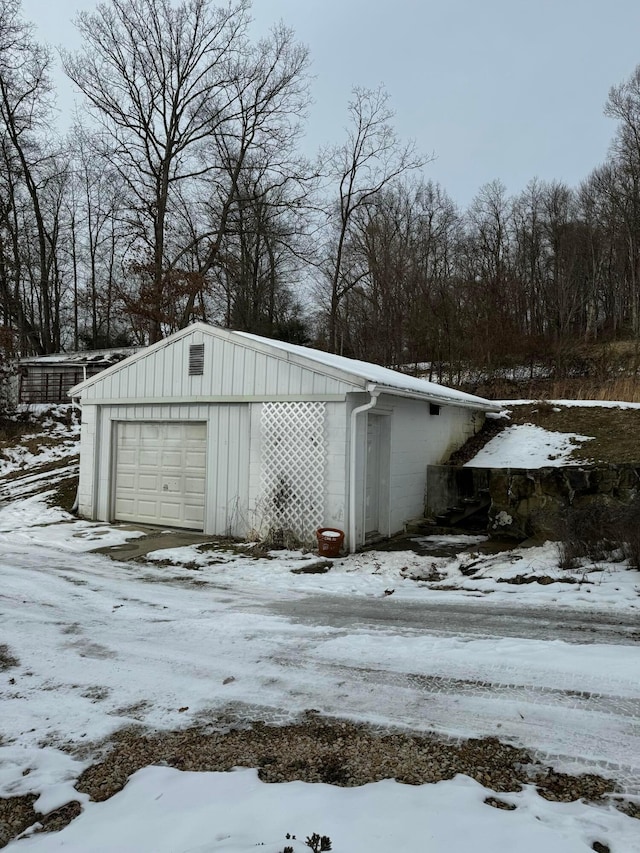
{"left": 371, "top": 384, "right": 501, "bottom": 413}
{"left": 348, "top": 384, "right": 380, "bottom": 553}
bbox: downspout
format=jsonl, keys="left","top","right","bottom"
{"left": 348, "top": 384, "right": 380, "bottom": 553}
{"left": 71, "top": 395, "right": 81, "bottom": 514}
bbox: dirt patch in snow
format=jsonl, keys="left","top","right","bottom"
{"left": 0, "top": 645, "right": 19, "bottom": 671}
{"left": 496, "top": 574, "right": 579, "bottom": 585}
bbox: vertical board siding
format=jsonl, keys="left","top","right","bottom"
{"left": 323, "top": 402, "right": 348, "bottom": 529}
{"left": 81, "top": 329, "right": 357, "bottom": 401}
{"left": 206, "top": 404, "right": 249, "bottom": 536}
{"left": 77, "top": 406, "right": 97, "bottom": 518}
{"left": 247, "top": 403, "right": 263, "bottom": 530}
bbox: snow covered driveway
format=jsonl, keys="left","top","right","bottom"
{"left": 262, "top": 596, "right": 640, "bottom": 792}
{"left": 1, "top": 500, "right": 639, "bottom": 809}
{"left": 4, "top": 405, "right": 640, "bottom": 850}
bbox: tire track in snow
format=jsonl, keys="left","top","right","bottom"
{"left": 268, "top": 651, "right": 640, "bottom": 793}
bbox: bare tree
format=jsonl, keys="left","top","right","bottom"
{"left": 65, "top": 123, "right": 130, "bottom": 349}
{"left": 62, "top": 0, "right": 253, "bottom": 342}
{"left": 322, "top": 85, "right": 426, "bottom": 353}
{"left": 603, "top": 65, "right": 640, "bottom": 334}
{"left": 181, "top": 21, "right": 313, "bottom": 329}
{"left": 0, "top": 0, "right": 64, "bottom": 353}
{"left": 63, "top": 0, "right": 313, "bottom": 343}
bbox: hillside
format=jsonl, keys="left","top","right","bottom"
{"left": 449, "top": 400, "right": 640, "bottom": 467}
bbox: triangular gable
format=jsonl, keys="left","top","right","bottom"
{"left": 69, "top": 323, "right": 365, "bottom": 402}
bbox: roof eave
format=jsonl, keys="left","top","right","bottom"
{"left": 367, "top": 383, "right": 501, "bottom": 412}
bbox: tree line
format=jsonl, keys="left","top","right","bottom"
{"left": 1, "top": 0, "right": 640, "bottom": 381}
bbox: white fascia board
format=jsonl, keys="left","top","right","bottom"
{"left": 371, "top": 384, "right": 502, "bottom": 412}
{"left": 78, "top": 393, "right": 349, "bottom": 406}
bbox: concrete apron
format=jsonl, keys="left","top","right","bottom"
{"left": 91, "top": 524, "right": 217, "bottom": 561}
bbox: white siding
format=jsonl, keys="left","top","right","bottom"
{"left": 206, "top": 403, "right": 249, "bottom": 537}
{"left": 77, "top": 404, "right": 97, "bottom": 518}
{"left": 78, "top": 392, "right": 480, "bottom": 548}
{"left": 386, "top": 395, "right": 480, "bottom": 536}
{"left": 346, "top": 393, "right": 481, "bottom": 548}
{"left": 323, "top": 402, "right": 348, "bottom": 529}
{"left": 81, "top": 327, "right": 358, "bottom": 402}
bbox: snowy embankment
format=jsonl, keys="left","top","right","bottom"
{"left": 468, "top": 397, "right": 640, "bottom": 468}
{"left": 0, "top": 404, "right": 639, "bottom": 852}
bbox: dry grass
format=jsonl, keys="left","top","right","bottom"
{"left": 506, "top": 403, "right": 640, "bottom": 464}
{"left": 470, "top": 376, "right": 640, "bottom": 403}
{"left": 452, "top": 400, "right": 640, "bottom": 467}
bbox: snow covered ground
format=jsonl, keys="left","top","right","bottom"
{"left": 1, "top": 405, "right": 639, "bottom": 852}
{"left": 465, "top": 422, "right": 594, "bottom": 467}
{"left": 9, "top": 767, "right": 639, "bottom": 853}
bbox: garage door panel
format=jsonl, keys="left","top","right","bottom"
{"left": 161, "top": 450, "right": 183, "bottom": 466}
{"left": 159, "top": 502, "right": 181, "bottom": 520}
{"left": 116, "top": 473, "right": 136, "bottom": 490}
{"left": 185, "top": 424, "right": 206, "bottom": 439}
{"left": 140, "top": 424, "right": 160, "bottom": 439}
{"left": 184, "top": 476, "right": 205, "bottom": 494}
{"left": 114, "top": 421, "right": 206, "bottom": 530}
{"left": 138, "top": 473, "right": 160, "bottom": 491}
{"left": 138, "top": 450, "right": 161, "bottom": 466}
{"left": 184, "top": 507, "right": 204, "bottom": 525}
{"left": 185, "top": 450, "right": 206, "bottom": 467}
{"left": 115, "top": 497, "right": 135, "bottom": 514}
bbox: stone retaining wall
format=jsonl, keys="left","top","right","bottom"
{"left": 487, "top": 464, "right": 640, "bottom": 539}
{"left": 427, "top": 464, "right": 640, "bottom": 540}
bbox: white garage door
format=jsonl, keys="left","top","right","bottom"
{"left": 114, "top": 421, "right": 206, "bottom": 529}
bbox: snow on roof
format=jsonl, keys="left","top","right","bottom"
{"left": 236, "top": 330, "right": 498, "bottom": 410}
{"left": 21, "top": 348, "right": 138, "bottom": 366}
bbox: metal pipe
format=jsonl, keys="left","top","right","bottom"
{"left": 70, "top": 396, "right": 81, "bottom": 515}
{"left": 348, "top": 384, "right": 380, "bottom": 553}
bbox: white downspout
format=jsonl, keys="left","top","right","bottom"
{"left": 348, "top": 384, "right": 380, "bottom": 553}
{"left": 71, "top": 396, "right": 82, "bottom": 514}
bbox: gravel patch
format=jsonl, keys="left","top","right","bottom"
{"left": 1, "top": 716, "right": 636, "bottom": 848}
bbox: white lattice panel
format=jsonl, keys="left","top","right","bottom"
{"left": 260, "top": 402, "right": 327, "bottom": 542}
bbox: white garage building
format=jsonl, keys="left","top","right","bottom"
{"left": 69, "top": 323, "right": 498, "bottom": 551}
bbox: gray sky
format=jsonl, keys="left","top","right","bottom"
{"left": 22, "top": 0, "right": 640, "bottom": 207}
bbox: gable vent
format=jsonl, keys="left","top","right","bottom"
{"left": 188, "top": 343, "right": 205, "bottom": 376}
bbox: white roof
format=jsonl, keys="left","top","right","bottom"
{"left": 235, "top": 330, "right": 498, "bottom": 410}
{"left": 68, "top": 323, "right": 498, "bottom": 410}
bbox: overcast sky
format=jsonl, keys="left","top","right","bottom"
{"left": 21, "top": 0, "right": 640, "bottom": 207}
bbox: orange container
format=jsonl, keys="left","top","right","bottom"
{"left": 316, "top": 527, "right": 345, "bottom": 558}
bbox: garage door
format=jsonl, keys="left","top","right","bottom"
{"left": 114, "top": 422, "right": 206, "bottom": 529}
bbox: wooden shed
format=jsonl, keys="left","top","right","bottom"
{"left": 18, "top": 349, "right": 137, "bottom": 404}
{"left": 69, "top": 323, "right": 499, "bottom": 551}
